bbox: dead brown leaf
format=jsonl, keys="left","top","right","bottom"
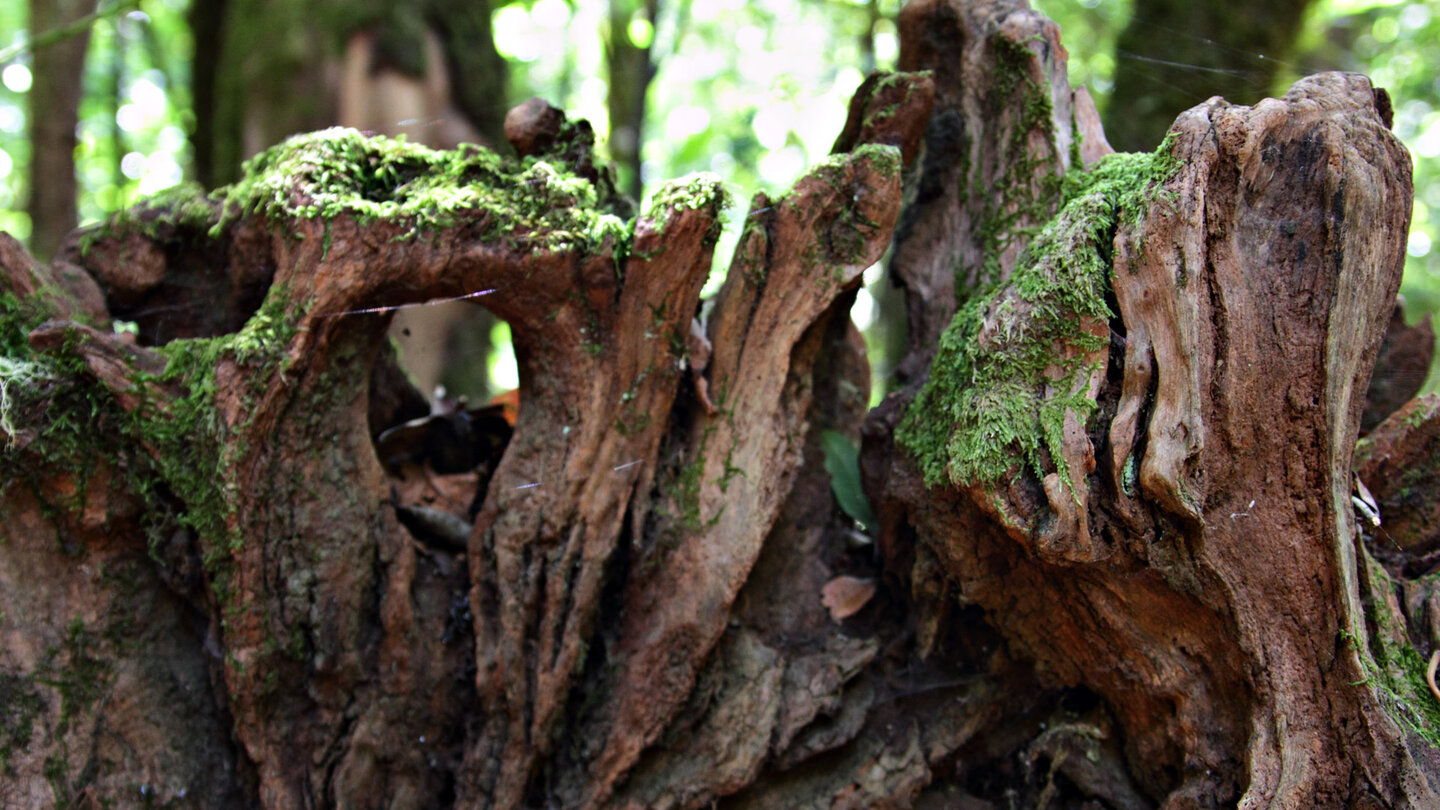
{"left": 821, "top": 576, "right": 877, "bottom": 622}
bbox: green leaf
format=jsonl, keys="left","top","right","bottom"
{"left": 820, "top": 429, "right": 874, "bottom": 528}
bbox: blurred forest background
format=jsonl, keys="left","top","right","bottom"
{"left": 1, "top": 0, "right": 1437, "bottom": 403}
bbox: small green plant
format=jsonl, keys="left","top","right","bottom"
{"left": 820, "top": 429, "right": 874, "bottom": 527}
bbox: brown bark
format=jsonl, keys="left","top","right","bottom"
{"left": 0, "top": 1, "right": 1429, "bottom": 808}
{"left": 1361, "top": 304, "right": 1434, "bottom": 434}
{"left": 869, "top": 1, "right": 1426, "bottom": 807}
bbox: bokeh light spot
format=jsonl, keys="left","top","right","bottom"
{"left": 1, "top": 64, "right": 31, "bottom": 93}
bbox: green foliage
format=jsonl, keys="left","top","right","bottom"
{"left": 820, "top": 429, "right": 873, "bottom": 527}
{"left": 0, "top": 671, "right": 45, "bottom": 776}
{"left": 898, "top": 141, "right": 1177, "bottom": 490}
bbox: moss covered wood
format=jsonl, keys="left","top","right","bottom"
{"left": 0, "top": 4, "right": 1431, "bottom": 808}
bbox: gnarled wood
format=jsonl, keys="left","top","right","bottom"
{"left": 0, "top": 2, "right": 1430, "bottom": 808}
{"left": 868, "top": 1, "right": 1428, "bottom": 804}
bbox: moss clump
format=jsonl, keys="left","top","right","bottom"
{"left": 81, "top": 128, "right": 633, "bottom": 258}
{"left": 646, "top": 172, "right": 730, "bottom": 247}
{"left": 898, "top": 140, "right": 1179, "bottom": 490}
{"left": 76, "top": 182, "right": 221, "bottom": 256}
{"left": 848, "top": 142, "right": 904, "bottom": 176}
{"left": 225, "top": 128, "right": 631, "bottom": 252}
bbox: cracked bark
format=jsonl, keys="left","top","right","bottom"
{"left": 0, "top": 1, "right": 1430, "bottom": 808}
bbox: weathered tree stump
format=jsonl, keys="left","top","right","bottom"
{"left": 869, "top": 2, "right": 1426, "bottom": 808}
{"left": 0, "top": 1, "right": 1428, "bottom": 808}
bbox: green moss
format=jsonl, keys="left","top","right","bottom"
{"left": 118, "top": 284, "right": 304, "bottom": 597}
{"left": 799, "top": 144, "right": 901, "bottom": 275}
{"left": 37, "top": 617, "right": 110, "bottom": 738}
{"left": 1121, "top": 453, "right": 1138, "bottom": 496}
{"left": 897, "top": 139, "right": 1179, "bottom": 490}
{"left": 76, "top": 182, "right": 221, "bottom": 256}
{"left": 232, "top": 128, "right": 629, "bottom": 250}
{"left": 955, "top": 33, "right": 1065, "bottom": 297}
{"left": 863, "top": 70, "right": 932, "bottom": 129}
{"left": 0, "top": 294, "right": 126, "bottom": 522}
{"left": 613, "top": 413, "right": 653, "bottom": 437}
{"left": 1352, "top": 558, "right": 1440, "bottom": 748}
{"left": 647, "top": 172, "right": 730, "bottom": 247}
{"left": 850, "top": 141, "right": 903, "bottom": 178}
{"left": 139, "top": 300, "right": 289, "bottom": 559}
{"left": 0, "top": 272, "right": 302, "bottom": 611}
{"left": 31, "top": 616, "right": 113, "bottom": 803}
{"left": 0, "top": 290, "right": 52, "bottom": 356}
{"left": 655, "top": 425, "right": 718, "bottom": 535}
{"left": 1404, "top": 406, "right": 1431, "bottom": 429}
{"left": 82, "top": 128, "right": 632, "bottom": 258}
{"left": 0, "top": 671, "right": 45, "bottom": 776}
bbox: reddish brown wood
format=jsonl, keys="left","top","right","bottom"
{"left": 0, "top": 4, "right": 1428, "bottom": 808}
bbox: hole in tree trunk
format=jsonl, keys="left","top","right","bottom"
{"left": 369, "top": 303, "right": 518, "bottom": 551}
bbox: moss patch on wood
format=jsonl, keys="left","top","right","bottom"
{"left": 82, "top": 127, "right": 633, "bottom": 256}
{"left": 1354, "top": 556, "right": 1440, "bottom": 749}
{"left": 897, "top": 139, "right": 1178, "bottom": 490}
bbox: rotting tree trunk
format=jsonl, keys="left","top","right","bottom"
{"left": 0, "top": 1, "right": 1431, "bottom": 808}
{"left": 873, "top": 1, "right": 1427, "bottom": 808}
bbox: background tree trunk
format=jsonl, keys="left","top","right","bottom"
{"left": 0, "top": 1, "right": 1430, "bottom": 808}
{"left": 607, "top": 0, "right": 660, "bottom": 201}
{"left": 24, "top": 0, "right": 92, "bottom": 261}
{"left": 1103, "top": 0, "right": 1317, "bottom": 152}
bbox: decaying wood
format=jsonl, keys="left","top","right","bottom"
{"left": 867, "top": 1, "right": 1428, "bottom": 806}
{"left": 1362, "top": 304, "right": 1434, "bottom": 433}
{"left": 1358, "top": 395, "right": 1440, "bottom": 563}
{"left": 0, "top": 73, "right": 923, "bottom": 806}
{"left": 0, "top": 0, "right": 1432, "bottom": 807}
{"left": 888, "top": 0, "right": 1111, "bottom": 384}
